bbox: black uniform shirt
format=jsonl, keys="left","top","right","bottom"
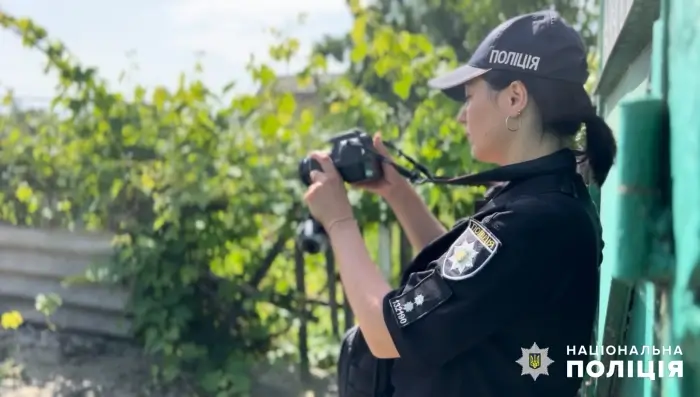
{"left": 381, "top": 149, "right": 601, "bottom": 397}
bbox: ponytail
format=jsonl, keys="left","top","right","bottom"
{"left": 582, "top": 115, "right": 617, "bottom": 186}
{"left": 482, "top": 70, "right": 618, "bottom": 186}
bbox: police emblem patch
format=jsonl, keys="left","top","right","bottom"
{"left": 515, "top": 342, "right": 554, "bottom": 381}
{"left": 440, "top": 219, "right": 500, "bottom": 280}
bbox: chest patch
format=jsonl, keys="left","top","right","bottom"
{"left": 440, "top": 218, "right": 501, "bottom": 280}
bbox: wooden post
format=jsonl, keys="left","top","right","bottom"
{"left": 294, "top": 243, "right": 310, "bottom": 384}
{"left": 325, "top": 246, "right": 339, "bottom": 338}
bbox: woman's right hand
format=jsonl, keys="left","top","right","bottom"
{"left": 354, "top": 132, "right": 446, "bottom": 251}
{"left": 352, "top": 132, "right": 411, "bottom": 200}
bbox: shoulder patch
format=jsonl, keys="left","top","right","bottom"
{"left": 389, "top": 269, "right": 452, "bottom": 328}
{"left": 440, "top": 218, "right": 501, "bottom": 280}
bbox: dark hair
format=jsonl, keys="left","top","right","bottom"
{"left": 482, "top": 70, "right": 617, "bottom": 186}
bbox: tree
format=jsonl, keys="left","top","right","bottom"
{"left": 0, "top": 10, "right": 335, "bottom": 395}
{"left": 319, "top": 0, "right": 597, "bottom": 64}
{"left": 314, "top": 0, "right": 598, "bottom": 260}
{"left": 316, "top": 0, "right": 598, "bottom": 142}
{"left": 0, "top": 1, "right": 598, "bottom": 395}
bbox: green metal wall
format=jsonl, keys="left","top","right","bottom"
{"left": 596, "top": 46, "right": 655, "bottom": 397}
{"left": 597, "top": 46, "right": 651, "bottom": 342}
{"left": 593, "top": 0, "right": 700, "bottom": 396}
{"left": 667, "top": 0, "right": 700, "bottom": 394}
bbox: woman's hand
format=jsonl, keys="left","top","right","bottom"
{"left": 352, "top": 133, "right": 447, "bottom": 252}
{"left": 303, "top": 151, "right": 355, "bottom": 228}
{"left": 352, "top": 132, "right": 411, "bottom": 200}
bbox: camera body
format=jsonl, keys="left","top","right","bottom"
{"left": 298, "top": 129, "right": 384, "bottom": 187}
{"left": 296, "top": 129, "right": 384, "bottom": 254}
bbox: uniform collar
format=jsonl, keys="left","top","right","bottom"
{"left": 498, "top": 148, "right": 577, "bottom": 181}
{"left": 474, "top": 149, "right": 577, "bottom": 210}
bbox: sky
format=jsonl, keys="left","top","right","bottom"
{"left": 0, "top": 0, "right": 353, "bottom": 108}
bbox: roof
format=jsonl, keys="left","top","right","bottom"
{"left": 268, "top": 73, "right": 342, "bottom": 96}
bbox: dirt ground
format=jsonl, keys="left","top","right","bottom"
{"left": 0, "top": 325, "right": 336, "bottom": 397}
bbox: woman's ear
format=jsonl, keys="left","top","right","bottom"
{"left": 506, "top": 81, "right": 528, "bottom": 116}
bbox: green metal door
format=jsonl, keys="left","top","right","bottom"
{"left": 667, "top": 0, "right": 700, "bottom": 395}
{"left": 590, "top": 0, "right": 700, "bottom": 396}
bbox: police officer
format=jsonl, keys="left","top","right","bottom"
{"left": 303, "top": 10, "right": 616, "bottom": 397}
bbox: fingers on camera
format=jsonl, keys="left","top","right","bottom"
{"left": 308, "top": 151, "right": 338, "bottom": 177}
{"left": 309, "top": 170, "right": 327, "bottom": 184}
{"left": 372, "top": 133, "right": 391, "bottom": 156}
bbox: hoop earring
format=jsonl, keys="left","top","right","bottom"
{"left": 505, "top": 112, "right": 521, "bottom": 132}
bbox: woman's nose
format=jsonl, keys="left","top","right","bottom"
{"left": 456, "top": 104, "right": 468, "bottom": 124}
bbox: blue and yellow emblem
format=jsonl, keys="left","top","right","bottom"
{"left": 515, "top": 343, "right": 554, "bottom": 381}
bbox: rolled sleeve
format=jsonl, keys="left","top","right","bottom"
{"left": 381, "top": 200, "right": 581, "bottom": 368}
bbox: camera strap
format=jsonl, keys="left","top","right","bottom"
{"left": 378, "top": 140, "right": 580, "bottom": 186}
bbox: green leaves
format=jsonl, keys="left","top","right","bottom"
{"left": 250, "top": 64, "right": 277, "bottom": 87}
{"left": 350, "top": 15, "right": 369, "bottom": 62}
{"left": 35, "top": 293, "right": 63, "bottom": 331}
{"left": 14, "top": 182, "right": 33, "bottom": 203}
{"left": 259, "top": 114, "right": 281, "bottom": 138}
{"left": 276, "top": 93, "right": 297, "bottom": 126}
{"left": 35, "top": 293, "right": 62, "bottom": 318}
{"left": 392, "top": 73, "right": 414, "bottom": 100}
{"left": 0, "top": 10, "right": 325, "bottom": 395}
{"left": 0, "top": 1, "right": 597, "bottom": 395}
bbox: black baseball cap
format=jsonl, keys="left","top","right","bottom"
{"left": 429, "top": 10, "right": 589, "bottom": 101}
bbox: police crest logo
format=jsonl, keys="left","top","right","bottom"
{"left": 440, "top": 219, "right": 501, "bottom": 280}
{"left": 516, "top": 343, "right": 554, "bottom": 380}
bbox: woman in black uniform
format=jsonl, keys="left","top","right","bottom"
{"left": 303, "top": 10, "right": 616, "bottom": 397}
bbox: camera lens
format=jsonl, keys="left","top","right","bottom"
{"left": 296, "top": 218, "right": 328, "bottom": 254}
{"left": 298, "top": 157, "right": 322, "bottom": 186}
{"left": 299, "top": 237, "right": 324, "bottom": 254}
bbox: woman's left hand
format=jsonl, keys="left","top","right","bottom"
{"left": 303, "top": 151, "right": 354, "bottom": 228}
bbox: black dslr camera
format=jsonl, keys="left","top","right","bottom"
{"left": 296, "top": 129, "right": 384, "bottom": 254}
{"left": 298, "top": 129, "right": 384, "bottom": 187}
